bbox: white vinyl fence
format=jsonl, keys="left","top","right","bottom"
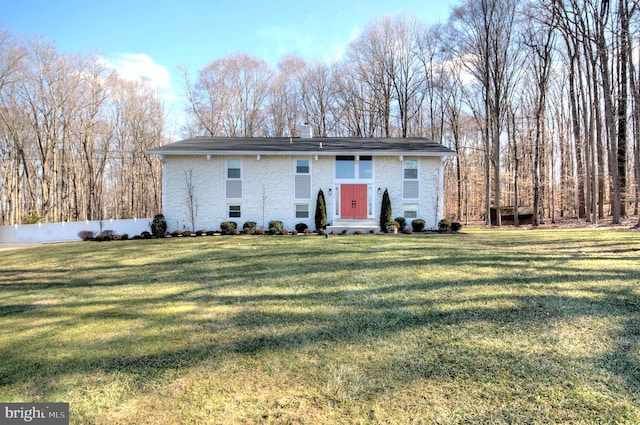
{"left": 0, "top": 218, "right": 153, "bottom": 243}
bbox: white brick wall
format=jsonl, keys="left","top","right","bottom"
{"left": 161, "top": 154, "right": 444, "bottom": 232}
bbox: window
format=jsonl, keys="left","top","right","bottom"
{"left": 295, "top": 159, "right": 311, "bottom": 199}
{"left": 229, "top": 205, "right": 241, "bottom": 218}
{"left": 336, "top": 156, "right": 355, "bottom": 179}
{"left": 296, "top": 159, "right": 310, "bottom": 174}
{"left": 404, "top": 160, "right": 418, "bottom": 179}
{"left": 226, "top": 159, "right": 242, "bottom": 198}
{"left": 403, "top": 159, "right": 419, "bottom": 199}
{"left": 359, "top": 156, "right": 372, "bottom": 179}
{"left": 227, "top": 159, "right": 241, "bottom": 179}
{"left": 296, "top": 204, "right": 309, "bottom": 218}
{"left": 404, "top": 204, "right": 418, "bottom": 219}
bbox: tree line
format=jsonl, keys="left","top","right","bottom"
{"left": 2, "top": 0, "right": 639, "bottom": 227}
{"left": 0, "top": 30, "right": 164, "bottom": 225}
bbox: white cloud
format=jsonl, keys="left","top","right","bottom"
{"left": 100, "top": 53, "right": 183, "bottom": 139}
{"left": 101, "top": 53, "right": 172, "bottom": 92}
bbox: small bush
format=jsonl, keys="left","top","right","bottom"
{"left": 295, "top": 223, "right": 308, "bottom": 233}
{"left": 304, "top": 228, "right": 313, "bottom": 235}
{"left": 182, "top": 230, "right": 193, "bottom": 237}
{"left": 412, "top": 219, "right": 426, "bottom": 232}
{"left": 438, "top": 219, "right": 452, "bottom": 232}
{"left": 171, "top": 230, "right": 183, "bottom": 237}
{"left": 121, "top": 233, "right": 129, "bottom": 240}
{"left": 254, "top": 228, "right": 265, "bottom": 235}
{"left": 279, "top": 228, "right": 289, "bottom": 235}
{"left": 404, "top": 228, "right": 413, "bottom": 234}
{"left": 268, "top": 220, "right": 283, "bottom": 232}
{"left": 341, "top": 229, "right": 349, "bottom": 235}
{"left": 243, "top": 221, "right": 257, "bottom": 234}
{"left": 140, "top": 231, "right": 152, "bottom": 239}
{"left": 150, "top": 214, "right": 167, "bottom": 237}
{"left": 394, "top": 217, "right": 407, "bottom": 231}
{"left": 354, "top": 229, "right": 365, "bottom": 235}
{"left": 206, "top": 230, "right": 215, "bottom": 236}
{"left": 230, "top": 228, "right": 241, "bottom": 236}
{"left": 220, "top": 221, "right": 238, "bottom": 234}
{"left": 22, "top": 211, "right": 42, "bottom": 224}
{"left": 195, "top": 229, "right": 208, "bottom": 236}
{"left": 451, "top": 221, "right": 463, "bottom": 232}
{"left": 387, "top": 221, "right": 400, "bottom": 233}
{"left": 78, "top": 230, "right": 94, "bottom": 241}
{"left": 369, "top": 229, "right": 376, "bottom": 234}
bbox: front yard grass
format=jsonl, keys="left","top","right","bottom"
{"left": 0, "top": 227, "right": 639, "bottom": 424}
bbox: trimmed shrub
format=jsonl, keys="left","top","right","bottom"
{"left": 380, "top": 189, "right": 392, "bottom": 230}
{"left": 254, "top": 227, "right": 265, "bottom": 235}
{"left": 341, "top": 229, "right": 349, "bottom": 235}
{"left": 243, "top": 221, "right": 257, "bottom": 234}
{"left": 280, "top": 228, "right": 289, "bottom": 235}
{"left": 394, "top": 217, "right": 407, "bottom": 231}
{"left": 304, "top": 228, "right": 313, "bottom": 235}
{"left": 403, "top": 228, "right": 413, "bottom": 234}
{"left": 182, "top": 230, "right": 193, "bottom": 237}
{"left": 451, "top": 221, "right": 463, "bottom": 232}
{"left": 354, "top": 229, "right": 365, "bottom": 235}
{"left": 220, "top": 221, "right": 237, "bottom": 234}
{"left": 140, "top": 231, "right": 152, "bottom": 239}
{"left": 268, "top": 220, "right": 283, "bottom": 234}
{"left": 195, "top": 229, "right": 208, "bottom": 236}
{"left": 438, "top": 219, "right": 452, "bottom": 232}
{"left": 171, "top": 230, "right": 183, "bottom": 237}
{"left": 315, "top": 189, "right": 327, "bottom": 231}
{"left": 295, "top": 222, "right": 308, "bottom": 233}
{"left": 412, "top": 219, "right": 426, "bottom": 232}
{"left": 121, "top": 233, "right": 129, "bottom": 240}
{"left": 150, "top": 214, "right": 167, "bottom": 237}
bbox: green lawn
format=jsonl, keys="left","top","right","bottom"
{"left": 0, "top": 227, "right": 639, "bottom": 424}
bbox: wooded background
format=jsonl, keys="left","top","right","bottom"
{"left": 1, "top": 0, "right": 639, "bottom": 227}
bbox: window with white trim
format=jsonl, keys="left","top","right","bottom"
{"left": 403, "top": 204, "right": 418, "bottom": 219}
{"left": 295, "top": 204, "right": 309, "bottom": 218}
{"left": 229, "top": 205, "right": 241, "bottom": 218}
{"left": 403, "top": 159, "right": 419, "bottom": 199}
{"left": 295, "top": 159, "right": 311, "bottom": 199}
{"left": 226, "top": 159, "right": 242, "bottom": 198}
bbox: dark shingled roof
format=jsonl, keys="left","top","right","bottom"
{"left": 147, "top": 137, "right": 456, "bottom": 157}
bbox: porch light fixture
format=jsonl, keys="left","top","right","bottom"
{"left": 328, "top": 188, "right": 332, "bottom": 196}
{"left": 377, "top": 187, "right": 381, "bottom": 194}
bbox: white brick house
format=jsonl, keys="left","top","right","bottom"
{"left": 147, "top": 134, "right": 455, "bottom": 233}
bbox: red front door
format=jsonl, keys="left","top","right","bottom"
{"left": 340, "top": 184, "right": 368, "bottom": 219}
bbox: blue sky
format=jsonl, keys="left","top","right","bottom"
{"left": 2, "top": 0, "right": 457, "bottom": 134}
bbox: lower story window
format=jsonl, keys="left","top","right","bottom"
{"left": 229, "top": 205, "right": 241, "bottom": 218}
{"left": 296, "top": 204, "right": 309, "bottom": 218}
{"left": 404, "top": 204, "right": 417, "bottom": 219}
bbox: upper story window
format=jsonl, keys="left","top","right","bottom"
{"left": 359, "top": 156, "right": 372, "bottom": 179}
{"left": 227, "top": 159, "right": 241, "bottom": 179}
{"left": 336, "top": 156, "right": 372, "bottom": 180}
{"left": 336, "top": 156, "right": 355, "bottom": 179}
{"left": 296, "top": 159, "right": 310, "bottom": 174}
{"left": 404, "top": 160, "right": 418, "bottom": 179}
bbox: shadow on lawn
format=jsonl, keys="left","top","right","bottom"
{"left": 0, "top": 234, "right": 639, "bottom": 406}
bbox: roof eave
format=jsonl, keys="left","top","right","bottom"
{"left": 146, "top": 149, "right": 456, "bottom": 157}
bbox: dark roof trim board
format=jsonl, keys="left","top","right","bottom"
{"left": 147, "top": 137, "right": 456, "bottom": 157}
